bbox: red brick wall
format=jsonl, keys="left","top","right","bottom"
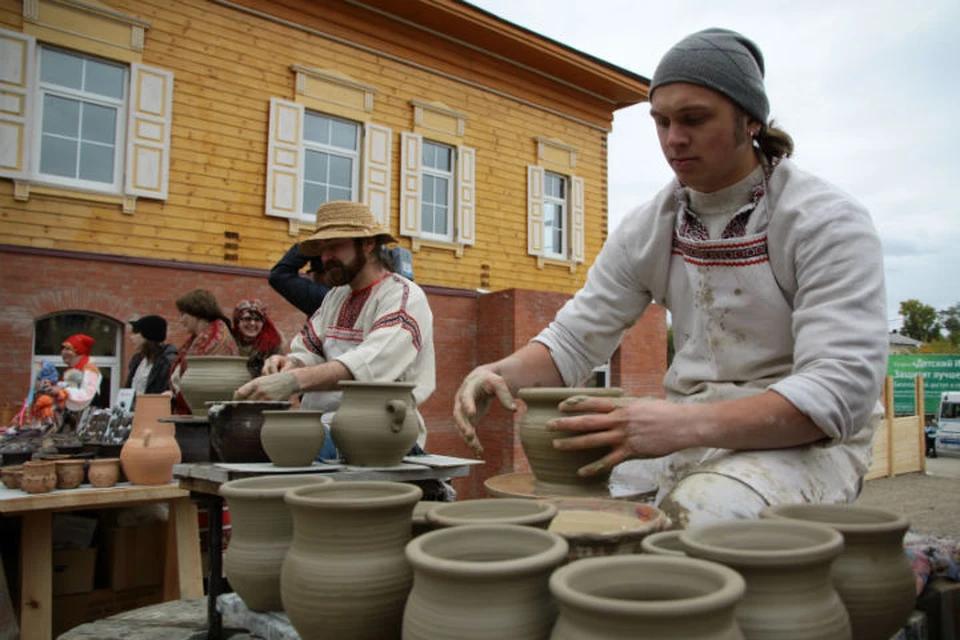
{"left": 0, "top": 247, "right": 666, "bottom": 499}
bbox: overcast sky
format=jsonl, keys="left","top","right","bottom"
{"left": 469, "top": 0, "right": 960, "bottom": 329}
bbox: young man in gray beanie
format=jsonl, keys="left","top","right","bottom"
{"left": 452, "top": 28, "right": 887, "bottom": 526}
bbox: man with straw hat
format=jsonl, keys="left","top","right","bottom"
{"left": 452, "top": 28, "right": 887, "bottom": 527}
{"left": 235, "top": 201, "right": 436, "bottom": 452}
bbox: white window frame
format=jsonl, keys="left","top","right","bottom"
{"left": 542, "top": 170, "right": 568, "bottom": 260}
{"left": 301, "top": 110, "right": 361, "bottom": 221}
{"left": 419, "top": 139, "right": 455, "bottom": 242}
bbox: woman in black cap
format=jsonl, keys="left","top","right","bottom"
{"left": 125, "top": 315, "right": 178, "bottom": 398}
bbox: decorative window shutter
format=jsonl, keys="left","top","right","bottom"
{"left": 124, "top": 64, "right": 173, "bottom": 200}
{"left": 571, "top": 176, "right": 585, "bottom": 263}
{"left": 527, "top": 165, "right": 545, "bottom": 256}
{"left": 455, "top": 145, "right": 475, "bottom": 246}
{"left": 399, "top": 132, "right": 422, "bottom": 238}
{"left": 362, "top": 122, "right": 392, "bottom": 227}
{"left": 0, "top": 28, "right": 35, "bottom": 180}
{"left": 265, "top": 97, "right": 305, "bottom": 220}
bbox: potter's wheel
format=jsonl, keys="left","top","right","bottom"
{"left": 484, "top": 472, "right": 657, "bottom": 503}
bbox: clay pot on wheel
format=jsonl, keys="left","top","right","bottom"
{"left": 87, "top": 458, "right": 120, "bottom": 488}
{"left": 207, "top": 400, "right": 292, "bottom": 462}
{"left": 403, "top": 523, "right": 569, "bottom": 640}
{"left": 680, "top": 519, "right": 851, "bottom": 639}
{"left": 281, "top": 481, "right": 422, "bottom": 639}
{"left": 260, "top": 410, "right": 325, "bottom": 467}
{"left": 220, "top": 474, "right": 334, "bottom": 611}
{"left": 178, "top": 356, "right": 251, "bottom": 417}
{"left": 518, "top": 387, "right": 624, "bottom": 496}
{"left": 21, "top": 461, "right": 57, "bottom": 494}
{"left": 55, "top": 460, "right": 85, "bottom": 489}
{"left": 761, "top": 503, "right": 916, "bottom": 640}
{"left": 121, "top": 394, "right": 181, "bottom": 485}
{"left": 329, "top": 381, "right": 419, "bottom": 466}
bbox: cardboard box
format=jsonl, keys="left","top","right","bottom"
{"left": 53, "top": 585, "right": 164, "bottom": 637}
{"left": 106, "top": 522, "right": 166, "bottom": 591}
{"left": 52, "top": 548, "right": 96, "bottom": 596}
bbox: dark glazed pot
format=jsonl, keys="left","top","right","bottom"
{"left": 207, "top": 401, "right": 292, "bottom": 463}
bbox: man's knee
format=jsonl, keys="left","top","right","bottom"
{"left": 658, "top": 472, "right": 768, "bottom": 529}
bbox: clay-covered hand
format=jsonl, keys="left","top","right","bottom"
{"left": 453, "top": 367, "right": 517, "bottom": 456}
{"left": 262, "top": 355, "right": 295, "bottom": 376}
{"left": 548, "top": 396, "right": 696, "bottom": 477}
{"left": 234, "top": 371, "right": 300, "bottom": 401}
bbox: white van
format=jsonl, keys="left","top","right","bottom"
{"left": 934, "top": 391, "right": 960, "bottom": 457}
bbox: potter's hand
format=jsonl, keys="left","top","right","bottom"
{"left": 549, "top": 396, "right": 695, "bottom": 477}
{"left": 262, "top": 355, "right": 296, "bottom": 376}
{"left": 453, "top": 368, "right": 517, "bottom": 456}
{"left": 234, "top": 371, "right": 300, "bottom": 401}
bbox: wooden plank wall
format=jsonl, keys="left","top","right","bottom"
{"left": 0, "top": 0, "right": 620, "bottom": 296}
{"left": 866, "top": 376, "right": 925, "bottom": 480}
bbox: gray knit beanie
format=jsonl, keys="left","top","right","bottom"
{"left": 650, "top": 28, "right": 769, "bottom": 123}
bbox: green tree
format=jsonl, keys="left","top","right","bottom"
{"left": 899, "top": 299, "right": 941, "bottom": 342}
{"left": 939, "top": 303, "right": 960, "bottom": 346}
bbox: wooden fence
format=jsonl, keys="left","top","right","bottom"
{"left": 865, "top": 376, "right": 926, "bottom": 480}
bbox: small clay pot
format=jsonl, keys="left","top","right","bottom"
{"left": 55, "top": 460, "right": 86, "bottom": 490}
{"left": 1, "top": 466, "right": 23, "bottom": 490}
{"left": 21, "top": 460, "right": 57, "bottom": 494}
{"left": 260, "top": 410, "right": 325, "bottom": 467}
{"left": 641, "top": 530, "right": 687, "bottom": 557}
{"left": 87, "top": 458, "right": 121, "bottom": 488}
{"left": 426, "top": 499, "right": 558, "bottom": 529}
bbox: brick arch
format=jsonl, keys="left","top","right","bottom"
{"left": 25, "top": 287, "right": 136, "bottom": 324}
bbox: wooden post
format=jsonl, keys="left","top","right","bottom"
{"left": 884, "top": 376, "right": 895, "bottom": 478}
{"left": 916, "top": 376, "right": 926, "bottom": 474}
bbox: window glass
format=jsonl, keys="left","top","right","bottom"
{"left": 40, "top": 48, "right": 83, "bottom": 90}
{"left": 79, "top": 142, "right": 114, "bottom": 182}
{"left": 82, "top": 103, "right": 117, "bottom": 145}
{"left": 84, "top": 59, "right": 125, "bottom": 99}
{"left": 301, "top": 112, "right": 360, "bottom": 217}
{"left": 420, "top": 141, "right": 455, "bottom": 239}
{"left": 42, "top": 94, "right": 80, "bottom": 137}
{"left": 40, "top": 134, "right": 78, "bottom": 178}
{"left": 34, "top": 313, "right": 122, "bottom": 408}
{"left": 543, "top": 171, "right": 568, "bottom": 257}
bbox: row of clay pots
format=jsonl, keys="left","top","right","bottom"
{"left": 0, "top": 458, "right": 124, "bottom": 493}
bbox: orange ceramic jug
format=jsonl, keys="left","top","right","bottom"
{"left": 120, "top": 394, "right": 182, "bottom": 485}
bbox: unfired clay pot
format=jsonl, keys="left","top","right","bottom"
{"left": 404, "top": 523, "right": 569, "bottom": 640}
{"left": 87, "top": 458, "right": 120, "bottom": 488}
{"left": 550, "top": 554, "right": 746, "bottom": 639}
{"left": 55, "top": 459, "right": 85, "bottom": 489}
{"left": 330, "top": 380, "right": 419, "bottom": 466}
{"left": 219, "top": 474, "right": 334, "bottom": 611}
{"left": 260, "top": 410, "right": 325, "bottom": 467}
{"left": 179, "top": 356, "right": 252, "bottom": 417}
{"left": 426, "top": 499, "right": 558, "bottom": 529}
{"left": 281, "top": 481, "right": 423, "bottom": 639}
{"left": 761, "top": 503, "right": 916, "bottom": 640}
{"left": 121, "top": 394, "right": 181, "bottom": 485}
{"left": 518, "top": 387, "right": 624, "bottom": 496}
{"left": 641, "top": 530, "right": 687, "bottom": 557}
{"left": 680, "top": 519, "right": 851, "bottom": 640}
{"left": 21, "top": 460, "right": 56, "bottom": 494}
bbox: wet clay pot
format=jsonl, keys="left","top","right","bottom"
{"left": 21, "top": 460, "right": 57, "bottom": 494}
{"left": 260, "top": 410, "right": 325, "bottom": 467}
{"left": 1, "top": 466, "right": 23, "bottom": 490}
{"left": 55, "top": 460, "right": 85, "bottom": 489}
{"left": 121, "top": 394, "right": 181, "bottom": 485}
{"left": 681, "top": 519, "right": 851, "bottom": 640}
{"left": 87, "top": 458, "right": 120, "bottom": 487}
{"left": 178, "top": 356, "right": 252, "bottom": 417}
{"left": 330, "top": 381, "right": 419, "bottom": 466}
{"left": 550, "top": 555, "right": 746, "bottom": 639}
{"left": 426, "top": 499, "right": 558, "bottom": 529}
{"left": 207, "top": 400, "right": 292, "bottom": 462}
{"left": 761, "top": 503, "right": 916, "bottom": 640}
{"left": 281, "top": 481, "right": 423, "bottom": 639}
{"left": 518, "top": 387, "right": 624, "bottom": 496}
{"left": 546, "top": 497, "right": 671, "bottom": 561}
{"left": 220, "top": 474, "right": 334, "bottom": 611}
{"left": 404, "top": 523, "right": 569, "bottom": 640}
{"left": 640, "top": 530, "right": 687, "bottom": 557}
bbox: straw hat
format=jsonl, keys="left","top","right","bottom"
{"left": 299, "top": 201, "right": 396, "bottom": 256}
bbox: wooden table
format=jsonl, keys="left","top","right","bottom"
{"left": 0, "top": 482, "right": 203, "bottom": 640}
{"left": 175, "top": 456, "right": 482, "bottom": 639}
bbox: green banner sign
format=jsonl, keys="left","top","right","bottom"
{"left": 888, "top": 355, "right": 960, "bottom": 415}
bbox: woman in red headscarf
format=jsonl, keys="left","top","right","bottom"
{"left": 59, "top": 334, "right": 102, "bottom": 411}
{"left": 231, "top": 299, "right": 285, "bottom": 378}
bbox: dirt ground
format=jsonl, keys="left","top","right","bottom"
{"left": 854, "top": 456, "right": 960, "bottom": 538}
